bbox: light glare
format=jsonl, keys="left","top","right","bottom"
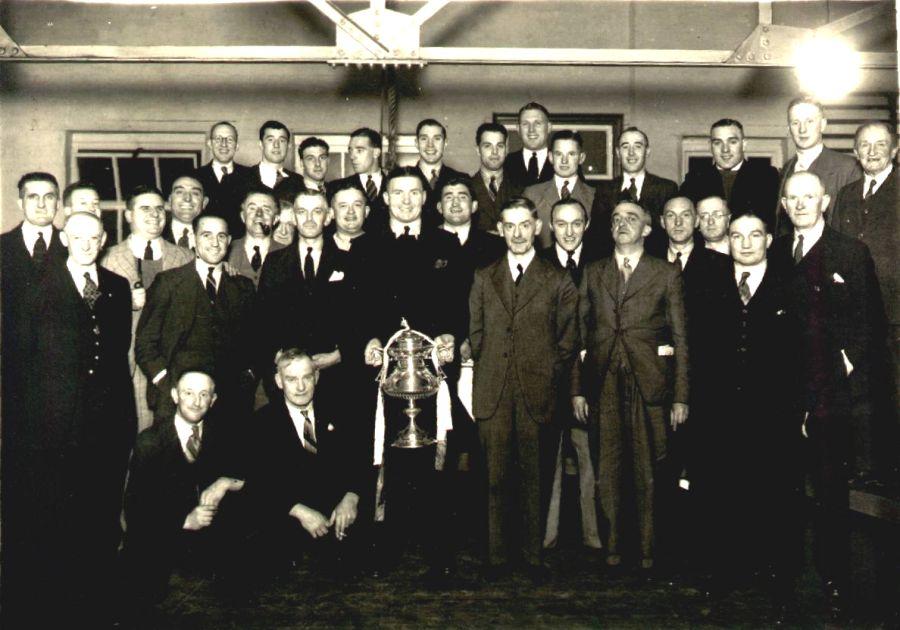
{"left": 793, "top": 36, "right": 862, "bottom": 101}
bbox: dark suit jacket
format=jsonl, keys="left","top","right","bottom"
{"left": 418, "top": 163, "right": 467, "bottom": 224}
{"left": 770, "top": 226, "right": 884, "bottom": 420}
{"left": 523, "top": 178, "right": 596, "bottom": 249}
{"left": 775, "top": 147, "right": 861, "bottom": 236}
{"left": 832, "top": 169, "right": 897, "bottom": 326}
{"left": 471, "top": 171, "right": 522, "bottom": 233}
{"left": 572, "top": 254, "right": 689, "bottom": 408}
{"left": 504, "top": 149, "right": 554, "bottom": 190}
{"left": 587, "top": 173, "right": 678, "bottom": 258}
{"left": 227, "top": 237, "right": 287, "bottom": 288}
{"left": 326, "top": 171, "right": 388, "bottom": 232}
{"left": 193, "top": 161, "right": 254, "bottom": 238}
{"left": 134, "top": 262, "right": 256, "bottom": 412}
{"left": 245, "top": 398, "right": 367, "bottom": 521}
{"left": 680, "top": 159, "right": 780, "bottom": 232}
{"left": 469, "top": 254, "right": 579, "bottom": 423}
{"left": 538, "top": 240, "right": 602, "bottom": 288}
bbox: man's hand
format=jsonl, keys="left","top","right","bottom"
{"left": 131, "top": 287, "right": 146, "bottom": 311}
{"left": 670, "top": 403, "right": 689, "bottom": 430}
{"left": 290, "top": 504, "right": 330, "bottom": 538}
{"left": 459, "top": 339, "right": 473, "bottom": 363}
{"left": 183, "top": 505, "right": 216, "bottom": 531}
{"left": 199, "top": 477, "right": 245, "bottom": 509}
{"left": 364, "top": 338, "right": 384, "bottom": 367}
{"left": 435, "top": 334, "right": 455, "bottom": 365}
{"left": 312, "top": 349, "right": 342, "bottom": 371}
{"left": 222, "top": 261, "right": 238, "bottom": 277}
{"left": 329, "top": 492, "right": 359, "bottom": 541}
{"left": 572, "top": 396, "right": 590, "bottom": 424}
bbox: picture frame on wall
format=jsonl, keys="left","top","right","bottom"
{"left": 493, "top": 112, "right": 624, "bottom": 181}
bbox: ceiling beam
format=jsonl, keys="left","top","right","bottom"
{"left": 306, "top": 0, "right": 390, "bottom": 58}
{"left": 412, "top": 0, "right": 452, "bottom": 27}
{"left": 815, "top": 3, "right": 893, "bottom": 37}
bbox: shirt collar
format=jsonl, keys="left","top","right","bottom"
{"left": 734, "top": 260, "right": 767, "bottom": 297}
{"left": 555, "top": 242, "right": 581, "bottom": 266}
{"left": 668, "top": 239, "right": 694, "bottom": 264}
{"left": 621, "top": 171, "right": 646, "bottom": 190}
{"left": 614, "top": 248, "right": 643, "bottom": 270}
{"left": 418, "top": 162, "right": 443, "bottom": 178}
{"left": 480, "top": 168, "right": 503, "bottom": 187}
{"left": 441, "top": 222, "right": 471, "bottom": 245}
{"left": 864, "top": 163, "right": 893, "bottom": 195}
{"left": 507, "top": 247, "right": 536, "bottom": 277}
{"left": 66, "top": 258, "right": 98, "bottom": 290}
{"left": 213, "top": 160, "right": 234, "bottom": 174}
{"left": 717, "top": 160, "right": 744, "bottom": 173}
{"left": 554, "top": 175, "right": 578, "bottom": 196}
{"left": 128, "top": 234, "right": 162, "bottom": 260}
{"left": 525, "top": 147, "right": 549, "bottom": 166}
{"left": 390, "top": 218, "right": 422, "bottom": 238}
{"left": 173, "top": 413, "right": 203, "bottom": 452}
{"left": 284, "top": 399, "right": 314, "bottom": 447}
{"left": 359, "top": 171, "right": 382, "bottom": 187}
{"left": 194, "top": 258, "right": 224, "bottom": 284}
{"left": 170, "top": 218, "right": 193, "bottom": 237}
{"left": 795, "top": 143, "right": 824, "bottom": 169}
{"left": 793, "top": 217, "right": 825, "bottom": 256}
{"left": 21, "top": 221, "right": 53, "bottom": 248}
{"left": 297, "top": 238, "right": 323, "bottom": 257}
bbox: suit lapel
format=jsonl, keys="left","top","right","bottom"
{"left": 489, "top": 259, "right": 514, "bottom": 315}
{"left": 622, "top": 255, "right": 653, "bottom": 302}
{"left": 515, "top": 256, "right": 548, "bottom": 312}
{"left": 599, "top": 258, "right": 619, "bottom": 302}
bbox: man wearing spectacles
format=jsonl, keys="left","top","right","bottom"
{"left": 194, "top": 121, "right": 252, "bottom": 238}
{"left": 696, "top": 196, "right": 732, "bottom": 255}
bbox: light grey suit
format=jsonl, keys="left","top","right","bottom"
{"left": 524, "top": 179, "right": 596, "bottom": 249}
{"left": 100, "top": 238, "right": 193, "bottom": 431}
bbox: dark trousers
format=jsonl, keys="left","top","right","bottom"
{"left": 477, "top": 374, "right": 557, "bottom": 566}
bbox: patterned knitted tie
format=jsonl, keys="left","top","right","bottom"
{"left": 301, "top": 409, "right": 317, "bottom": 454}
{"left": 83, "top": 272, "right": 101, "bottom": 309}
{"left": 793, "top": 234, "right": 804, "bottom": 265}
{"left": 738, "top": 271, "right": 751, "bottom": 305}
{"left": 186, "top": 424, "right": 201, "bottom": 462}
{"left": 205, "top": 266, "right": 217, "bottom": 303}
{"left": 489, "top": 176, "right": 498, "bottom": 200}
{"left": 560, "top": 180, "right": 571, "bottom": 200}
{"left": 365, "top": 175, "right": 377, "bottom": 201}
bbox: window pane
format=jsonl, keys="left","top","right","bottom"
{"left": 77, "top": 157, "right": 117, "bottom": 200}
{"left": 118, "top": 157, "right": 157, "bottom": 198}
{"left": 101, "top": 210, "right": 122, "bottom": 247}
{"left": 159, "top": 157, "right": 200, "bottom": 195}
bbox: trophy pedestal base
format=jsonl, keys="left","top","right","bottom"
{"left": 392, "top": 424, "right": 436, "bottom": 449}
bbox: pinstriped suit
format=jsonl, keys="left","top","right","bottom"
{"left": 100, "top": 238, "right": 193, "bottom": 431}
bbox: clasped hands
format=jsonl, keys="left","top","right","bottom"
{"left": 184, "top": 477, "right": 245, "bottom": 531}
{"left": 364, "top": 334, "right": 455, "bottom": 367}
{"left": 289, "top": 493, "right": 359, "bottom": 540}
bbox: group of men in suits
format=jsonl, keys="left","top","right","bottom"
{"left": 0, "top": 95, "right": 895, "bottom": 626}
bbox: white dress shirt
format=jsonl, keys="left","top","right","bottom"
{"left": 862, "top": 163, "right": 893, "bottom": 198}
{"left": 128, "top": 235, "right": 163, "bottom": 261}
{"left": 244, "top": 235, "right": 271, "bottom": 264}
{"left": 21, "top": 221, "right": 54, "bottom": 257}
{"left": 259, "top": 162, "right": 290, "bottom": 189}
{"left": 174, "top": 414, "right": 204, "bottom": 459}
{"left": 794, "top": 143, "right": 824, "bottom": 172}
{"left": 297, "top": 240, "right": 323, "bottom": 277}
{"left": 390, "top": 218, "right": 422, "bottom": 239}
{"left": 555, "top": 242, "right": 582, "bottom": 267}
{"left": 620, "top": 171, "right": 647, "bottom": 199}
{"left": 524, "top": 148, "right": 549, "bottom": 174}
{"left": 554, "top": 175, "right": 579, "bottom": 199}
{"left": 194, "top": 258, "right": 224, "bottom": 288}
{"left": 441, "top": 223, "right": 471, "bottom": 246}
{"left": 170, "top": 218, "right": 195, "bottom": 250}
{"left": 507, "top": 248, "right": 536, "bottom": 280}
{"left": 734, "top": 260, "right": 767, "bottom": 299}
{"left": 480, "top": 169, "right": 503, "bottom": 190}
{"left": 285, "top": 400, "right": 315, "bottom": 449}
{"left": 66, "top": 259, "right": 99, "bottom": 296}
{"left": 793, "top": 218, "right": 825, "bottom": 259}
{"left": 213, "top": 160, "right": 234, "bottom": 183}
{"left": 359, "top": 171, "right": 383, "bottom": 193}
{"left": 614, "top": 248, "right": 643, "bottom": 271}
{"left": 667, "top": 240, "right": 695, "bottom": 268}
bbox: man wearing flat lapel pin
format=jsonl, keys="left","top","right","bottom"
{"left": 8, "top": 212, "right": 135, "bottom": 626}
{"left": 330, "top": 180, "right": 369, "bottom": 252}
{"left": 256, "top": 187, "right": 351, "bottom": 404}
{"left": 770, "top": 171, "right": 884, "bottom": 621}
{"left": 572, "top": 201, "right": 689, "bottom": 572}
{"left": 415, "top": 118, "right": 467, "bottom": 224}
{"left": 298, "top": 136, "right": 331, "bottom": 196}
{"left": 194, "top": 121, "right": 252, "bottom": 238}
{"left": 697, "top": 196, "right": 732, "bottom": 255}
{"left": 163, "top": 173, "right": 208, "bottom": 252}
{"left": 588, "top": 127, "right": 677, "bottom": 258}
{"left": 62, "top": 179, "right": 102, "bottom": 217}
{"left": 680, "top": 118, "right": 780, "bottom": 232}
{"left": 524, "top": 129, "right": 596, "bottom": 249}
{"left": 538, "top": 198, "right": 603, "bottom": 554}
{"left": 227, "top": 187, "right": 285, "bottom": 288}
{"left": 326, "top": 128, "right": 387, "bottom": 230}
{"left": 469, "top": 196, "right": 578, "bottom": 582}
{"left": 136, "top": 214, "right": 257, "bottom": 425}
{"left": 775, "top": 97, "right": 861, "bottom": 237}
{"left": 471, "top": 122, "right": 521, "bottom": 234}
{"left": 100, "top": 184, "right": 194, "bottom": 432}
{"left": 504, "top": 102, "right": 555, "bottom": 190}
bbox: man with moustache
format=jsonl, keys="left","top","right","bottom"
{"left": 163, "top": 174, "right": 208, "bottom": 251}
{"left": 101, "top": 184, "right": 194, "bottom": 431}
{"left": 589, "top": 127, "right": 677, "bottom": 258}
{"left": 572, "top": 201, "right": 689, "bottom": 570}
{"left": 771, "top": 171, "right": 883, "bottom": 620}
{"left": 775, "top": 98, "right": 861, "bottom": 237}
{"left": 330, "top": 180, "right": 369, "bottom": 251}
{"left": 680, "top": 119, "right": 780, "bottom": 232}
{"left": 62, "top": 180, "right": 102, "bottom": 217}
{"left": 8, "top": 213, "right": 135, "bottom": 625}
{"left": 504, "top": 102, "right": 555, "bottom": 189}
{"left": 227, "top": 187, "right": 286, "bottom": 287}
{"left": 469, "top": 197, "right": 578, "bottom": 580}
{"left": 471, "top": 122, "right": 521, "bottom": 234}
{"left": 539, "top": 198, "right": 602, "bottom": 553}
{"left": 833, "top": 121, "right": 897, "bottom": 483}
{"left": 697, "top": 196, "right": 732, "bottom": 255}
{"left": 326, "top": 128, "right": 387, "bottom": 229}
{"left": 524, "top": 130, "right": 596, "bottom": 249}
{"left": 194, "top": 121, "right": 252, "bottom": 237}
{"left": 298, "top": 136, "right": 331, "bottom": 195}
{"left": 414, "top": 118, "right": 466, "bottom": 222}
{"left": 136, "top": 214, "right": 257, "bottom": 423}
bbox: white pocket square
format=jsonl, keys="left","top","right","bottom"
{"left": 832, "top": 272, "right": 845, "bottom": 284}
{"left": 657, "top": 345, "right": 674, "bottom": 357}
{"left": 327, "top": 423, "right": 335, "bottom": 432}
{"left": 329, "top": 270, "right": 345, "bottom": 282}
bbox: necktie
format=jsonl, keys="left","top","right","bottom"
{"left": 318, "top": 183, "right": 326, "bottom": 195}
{"left": 220, "top": 165, "right": 230, "bottom": 182}
{"left": 430, "top": 169, "right": 438, "bottom": 190}
{"left": 738, "top": 271, "right": 751, "bottom": 305}
{"left": 627, "top": 177, "right": 638, "bottom": 202}
{"left": 793, "top": 234, "right": 804, "bottom": 265}
{"left": 620, "top": 257, "right": 633, "bottom": 295}
{"left": 365, "top": 175, "right": 377, "bottom": 201}
{"left": 527, "top": 152, "right": 539, "bottom": 181}
{"left": 515, "top": 263, "right": 524, "bottom": 286}
{"left": 560, "top": 180, "right": 571, "bottom": 200}
{"left": 565, "top": 251, "right": 577, "bottom": 282}
{"left": 399, "top": 225, "right": 413, "bottom": 241}
{"left": 205, "top": 266, "right": 217, "bottom": 303}
{"left": 274, "top": 170, "right": 285, "bottom": 188}
{"left": 674, "top": 251, "right": 683, "bottom": 272}
{"left": 301, "top": 409, "right": 317, "bottom": 454}
{"left": 178, "top": 228, "right": 190, "bottom": 249}
{"left": 32, "top": 231, "right": 47, "bottom": 265}
{"left": 251, "top": 245, "right": 262, "bottom": 272}
{"left": 864, "top": 178, "right": 876, "bottom": 200}
{"left": 186, "top": 424, "right": 201, "bottom": 462}
{"left": 83, "top": 272, "right": 101, "bottom": 309}
{"left": 489, "top": 176, "right": 498, "bottom": 200}
{"left": 304, "top": 247, "right": 315, "bottom": 284}
{"left": 143, "top": 240, "right": 154, "bottom": 261}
